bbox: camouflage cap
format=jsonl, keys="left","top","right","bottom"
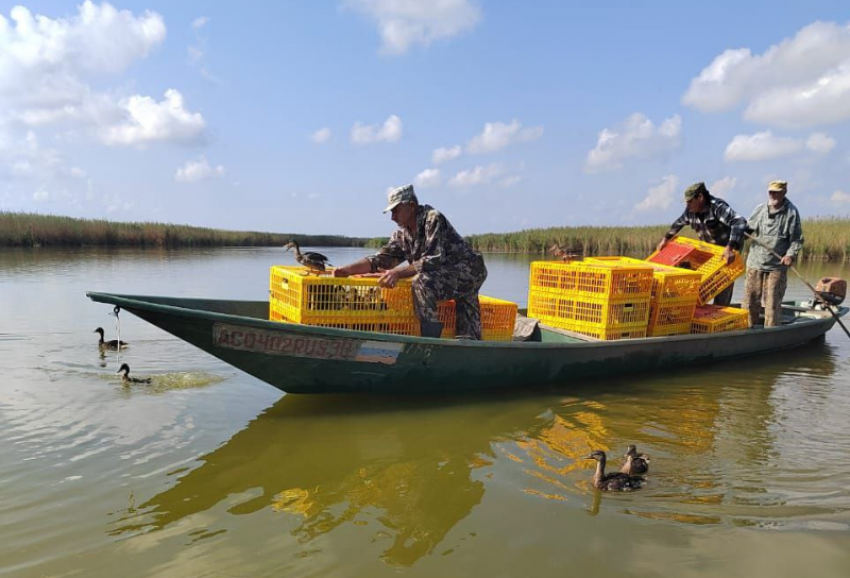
{"left": 768, "top": 180, "right": 788, "bottom": 193}
{"left": 383, "top": 184, "right": 418, "bottom": 213}
{"left": 683, "top": 182, "right": 708, "bottom": 201}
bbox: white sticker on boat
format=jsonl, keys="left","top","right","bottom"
{"left": 354, "top": 341, "right": 403, "bottom": 365}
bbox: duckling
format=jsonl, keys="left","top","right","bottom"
{"left": 548, "top": 244, "right": 581, "bottom": 262}
{"left": 94, "top": 327, "right": 128, "bottom": 349}
{"left": 116, "top": 363, "right": 151, "bottom": 384}
{"left": 586, "top": 450, "right": 644, "bottom": 491}
{"left": 621, "top": 445, "right": 650, "bottom": 475}
{"left": 284, "top": 240, "right": 332, "bottom": 273}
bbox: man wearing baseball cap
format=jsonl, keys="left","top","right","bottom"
{"left": 656, "top": 181, "right": 748, "bottom": 305}
{"left": 334, "top": 184, "right": 488, "bottom": 339}
{"left": 743, "top": 180, "right": 804, "bottom": 327}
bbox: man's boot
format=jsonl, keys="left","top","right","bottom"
{"left": 419, "top": 320, "right": 444, "bottom": 338}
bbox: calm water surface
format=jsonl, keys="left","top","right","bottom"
{"left": 1, "top": 247, "right": 849, "bottom": 577}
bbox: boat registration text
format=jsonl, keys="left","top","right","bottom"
{"left": 212, "top": 323, "right": 402, "bottom": 364}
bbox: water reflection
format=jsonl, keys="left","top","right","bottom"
{"left": 110, "top": 338, "right": 846, "bottom": 567}
{"left": 111, "top": 395, "right": 548, "bottom": 567}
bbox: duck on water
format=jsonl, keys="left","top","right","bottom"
{"left": 620, "top": 445, "right": 650, "bottom": 476}
{"left": 586, "top": 450, "right": 645, "bottom": 491}
{"left": 117, "top": 363, "right": 151, "bottom": 384}
{"left": 94, "top": 327, "right": 128, "bottom": 349}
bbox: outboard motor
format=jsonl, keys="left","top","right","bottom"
{"left": 815, "top": 277, "right": 846, "bottom": 307}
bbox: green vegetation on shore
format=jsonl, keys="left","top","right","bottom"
{"left": 0, "top": 212, "right": 369, "bottom": 248}
{"left": 467, "top": 217, "right": 850, "bottom": 262}
{"left": 3, "top": 212, "right": 849, "bottom": 261}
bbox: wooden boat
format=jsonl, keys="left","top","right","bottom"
{"left": 86, "top": 292, "right": 846, "bottom": 395}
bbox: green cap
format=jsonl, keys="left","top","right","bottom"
{"left": 683, "top": 182, "right": 707, "bottom": 201}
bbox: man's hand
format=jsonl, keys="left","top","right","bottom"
{"left": 378, "top": 269, "right": 400, "bottom": 288}
{"left": 333, "top": 267, "right": 349, "bottom": 278}
{"left": 780, "top": 255, "right": 793, "bottom": 267}
{"left": 722, "top": 246, "right": 735, "bottom": 265}
{"left": 656, "top": 238, "right": 669, "bottom": 252}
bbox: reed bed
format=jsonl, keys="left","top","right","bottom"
{"left": 4, "top": 212, "right": 848, "bottom": 261}
{"left": 468, "top": 218, "right": 850, "bottom": 262}
{"left": 0, "top": 212, "right": 368, "bottom": 248}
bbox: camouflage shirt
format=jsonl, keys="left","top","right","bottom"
{"left": 746, "top": 198, "right": 803, "bottom": 271}
{"left": 664, "top": 197, "right": 748, "bottom": 250}
{"left": 367, "top": 204, "right": 479, "bottom": 274}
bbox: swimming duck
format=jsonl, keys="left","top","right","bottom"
{"left": 284, "top": 240, "right": 332, "bottom": 273}
{"left": 94, "top": 327, "right": 128, "bottom": 349}
{"left": 586, "top": 450, "right": 644, "bottom": 491}
{"left": 116, "top": 363, "right": 151, "bottom": 384}
{"left": 548, "top": 244, "right": 581, "bottom": 262}
{"left": 621, "top": 445, "right": 650, "bottom": 475}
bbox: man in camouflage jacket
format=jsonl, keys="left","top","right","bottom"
{"left": 334, "top": 184, "right": 488, "bottom": 339}
{"left": 743, "top": 180, "right": 803, "bottom": 327}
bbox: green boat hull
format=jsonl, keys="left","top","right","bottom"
{"left": 86, "top": 292, "right": 846, "bottom": 394}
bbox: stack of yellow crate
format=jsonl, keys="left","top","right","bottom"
{"left": 586, "top": 256, "right": 702, "bottom": 337}
{"left": 526, "top": 260, "right": 654, "bottom": 340}
{"left": 269, "top": 266, "right": 517, "bottom": 340}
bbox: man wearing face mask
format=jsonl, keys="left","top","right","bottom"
{"left": 333, "top": 184, "right": 488, "bottom": 339}
{"left": 743, "top": 180, "right": 804, "bottom": 327}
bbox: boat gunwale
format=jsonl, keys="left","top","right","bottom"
{"left": 86, "top": 291, "right": 845, "bottom": 350}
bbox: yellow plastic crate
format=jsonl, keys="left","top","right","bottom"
{"left": 438, "top": 296, "right": 518, "bottom": 340}
{"left": 529, "top": 260, "right": 653, "bottom": 299}
{"left": 645, "top": 236, "right": 744, "bottom": 305}
{"left": 528, "top": 289, "right": 650, "bottom": 329}
{"left": 690, "top": 305, "right": 748, "bottom": 334}
{"left": 270, "top": 300, "right": 419, "bottom": 335}
{"left": 270, "top": 266, "right": 414, "bottom": 323}
{"left": 270, "top": 267, "right": 517, "bottom": 340}
{"left": 538, "top": 319, "right": 647, "bottom": 341}
{"left": 586, "top": 256, "right": 701, "bottom": 302}
{"left": 648, "top": 298, "right": 698, "bottom": 337}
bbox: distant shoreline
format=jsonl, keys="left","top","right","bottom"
{"left": 2, "top": 211, "right": 848, "bottom": 261}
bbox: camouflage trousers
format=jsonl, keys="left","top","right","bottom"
{"left": 743, "top": 268, "right": 788, "bottom": 327}
{"left": 413, "top": 253, "right": 488, "bottom": 340}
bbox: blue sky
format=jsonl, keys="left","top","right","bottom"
{"left": 2, "top": 1, "right": 850, "bottom": 237}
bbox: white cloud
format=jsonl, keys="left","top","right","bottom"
{"left": 806, "top": 132, "right": 836, "bottom": 154}
{"left": 0, "top": 2, "right": 165, "bottom": 79}
{"left": 499, "top": 175, "right": 521, "bottom": 188}
{"left": 635, "top": 175, "right": 679, "bottom": 212}
{"left": 351, "top": 114, "right": 402, "bottom": 144}
{"left": 0, "top": 4, "right": 209, "bottom": 149}
{"left": 346, "top": 0, "right": 481, "bottom": 55}
{"left": 683, "top": 21, "right": 850, "bottom": 128}
{"left": 0, "top": 129, "right": 85, "bottom": 183}
{"left": 175, "top": 156, "right": 224, "bottom": 183}
{"left": 831, "top": 190, "right": 850, "bottom": 203}
{"left": 432, "top": 145, "right": 461, "bottom": 164}
{"left": 466, "top": 120, "right": 543, "bottom": 155}
{"left": 187, "top": 45, "right": 204, "bottom": 63}
{"left": 585, "top": 113, "right": 682, "bottom": 173}
{"left": 312, "top": 127, "right": 331, "bottom": 144}
{"left": 448, "top": 163, "right": 504, "bottom": 187}
{"left": 709, "top": 176, "right": 738, "bottom": 199}
{"left": 723, "top": 131, "right": 802, "bottom": 162}
{"left": 101, "top": 89, "right": 207, "bottom": 146}
{"left": 192, "top": 16, "right": 209, "bottom": 29}
{"left": 414, "top": 168, "right": 441, "bottom": 188}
